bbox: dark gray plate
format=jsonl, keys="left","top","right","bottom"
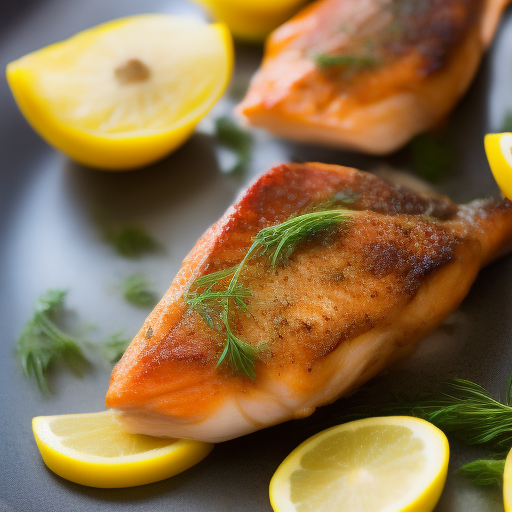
{"left": 1, "top": 1, "right": 512, "bottom": 511}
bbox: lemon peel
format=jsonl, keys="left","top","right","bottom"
{"left": 194, "top": 0, "right": 308, "bottom": 42}
{"left": 504, "top": 446, "right": 512, "bottom": 510}
{"left": 485, "top": 133, "right": 512, "bottom": 200}
{"left": 32, "top": 410, "right": 213, "bottom": 488}
{"left": 269, "top": 416, "right": 449, "bottom": 512}
{"left": 6, "top": 14, "right": 232, "bottom": 170}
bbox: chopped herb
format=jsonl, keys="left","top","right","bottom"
{"left": 386, "top": 21, "right": 403, "bottom": 36}
{"left": 122, "top": 273, "right": 159, "bottom": 308}
{"left": 501, "top": 111, "right": 512, "bottom": 132}
{"left": 458, "top": 459, "right": 506, "bottom": 487}
{"left": 314, "top": 54, "right": 379, "bottom": 71}
{"left": 410, "top": 133, "right": 452, "bottom": 184}
{"left": 106, "top": 225, "right": 162, "bottom": 259}
{"left": 102, "top": 332, "right": 131, "bottom": 364}
{"left": 186, "top": 203, "right": 354, "bottom": 380}
{"left": 15, "top": 289, "right": 90, "bottom": 393}
{"left": 214, "top": 116, "right": 252, "bottom": 174}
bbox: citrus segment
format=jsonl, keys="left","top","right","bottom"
{"left": 504, "top": 446, "right": 512, "bottom": 511}
{"left": 32, "top": 410, "right": 213, "bottom": 488}
{"left": 485, "top": 133, "right": 512, "bottom": 200}
{"left": 269, "top": 416, "right": 449, "bottom": 512}
{"left": 194, "top": 0, "right": 308, "bottom": 42}
{"left": 6, "top": 14, "right": 232, "bottom": 169}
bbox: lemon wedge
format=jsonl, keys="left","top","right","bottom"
{"left": 504, "top": 446, "right": 512, "bottom": 510}
{"left": 32, "top": 410, "right": 213, "bottom": 488}
{"left": 269, "top": 416, "right": 449, "bottom": 512}
{"left": 6, "top": 14, "right": 232, "bottom": 170}
{"left": 194, "top": 0, "right": 308, "bottom": 42}
{"left": 484, "top": 133, "right": 512, "bottom": 200}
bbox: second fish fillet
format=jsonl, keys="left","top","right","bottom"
{"left": 238, "top": 0, "right": 510, "bottom": 154}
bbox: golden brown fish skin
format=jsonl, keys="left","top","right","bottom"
{"left": 106, "top": 163, "right": 512, "bottom": 441}
{"left": 237, "top": 0, "right": 510, "bottom": 154}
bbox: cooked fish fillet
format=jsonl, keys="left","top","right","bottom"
{"left": 106, "top": 163, "right": 512, "bottom": 442}
{"left": 237, "top": 0, "right": 510, "bottom": 154}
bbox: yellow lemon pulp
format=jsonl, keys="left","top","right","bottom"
{"left": 6, "top": 14, "right": 233, "bottom": 170}
{"left": 194, "top": 0, "right": 308, "bottom": 42}
{"left": 484, "top": 133, "right": 512, "bottom": 200}
{"left": 269, "top": 416, "right": 449, "bottom": 512}
{"left": 32, "top": 410, "right": 213, "bottom": 488}
{"left": 503, "top": 446, "right": 512, "bottom": 510}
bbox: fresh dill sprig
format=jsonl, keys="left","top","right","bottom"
{"left": 106, "top": 225, "right": 162, "bottom": 259}
{"left": 15, "top": 289, "right": 90, "bottom": 393}
{"left": 186, "top": 206, "right": 353, "bottom": 379}
{"left": 122, "top": 273, "right": 159, "bottom": 308}
{"left": 314, "top": 54, "right": 379, "bottom": 71}
{"left": 501, "top": 111, "right": 512, "bottom": 132}
{"left": 458, "top": 459, "right": 506, "bottom": 487}
{"left": 214, "top": 116, "right": 252, "bottom": 174}
{"left": 102, "top": 331, "right": 131, "bottom": 364}
{"left": 413, "top": 378, "right": 512, "bottom": 449}
{"left": 410, "top": 133, "right": 452, "bottom": 184}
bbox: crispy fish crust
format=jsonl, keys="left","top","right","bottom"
{"left": 106, "top": 163, "right": 512, "bottom": 441}
{"left": 237, "top": 0, "right": 510, "bottom": 154}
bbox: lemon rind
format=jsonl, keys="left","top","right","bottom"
{"left": 32, "top": 411, "right": 214, "bottom": 488}
{"left": 6, "top": 15, "right": 233, "bottom": 169}
{"left": 269, "top": 416, "right": 449, "bottom": 512}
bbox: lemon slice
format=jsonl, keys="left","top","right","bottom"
{"left": 503, "top": 446, "right": 512, "bottom": 510}
{"left": 484, "top": 133, "right": 512, "bottom": 200}
{"left": 6, "top": 14, "right": 232, "bottom": 170}
{"left": 269, "top": 416, "right": 449, "bottom": 512}
{"left": 32, "top": 410, "right": 213, "bottom": 488}
{"left": 194, "top": 0, "right": 308, "bottom": 41}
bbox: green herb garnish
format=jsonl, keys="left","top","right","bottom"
{"left": 122, "top": 273, "right": 158, "bottom": 308}
{"left": 410, "top": 133, "right": 452, "bottom": 184}
{"left": 186, "top": 207, "right": 352, "bottom": 380}
{"left": 214, "top": 116, "right": 252, "bottom": 175}
{"left": 106, "top": 225, "right": 162, "bottom": 259}
{"left": 501, "top": 112, "right": 512, "bottom": 132}
{"left": 314, "top": 54, "right": 379, "bottom": 71}
{"left": 15, "top": 289, "right": 90, "bottom": 393}
{"left": 102, "top": 331, "right": 131, "bottom": 364}
{"left": 414, "top": 378, "right": 512, "bottom": 449}
{"left": 458, "top": 459, "right": 506, "bottom": 487}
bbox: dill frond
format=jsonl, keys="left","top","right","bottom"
{"left": 15, "top": 289, "right": 90, "bottom": 393}
{"left": 458, "top": 459, "right": 506, "bottom": 487}
{"left": 122, "top": 273, "right": 158, "bottom": 308}
{"left": 106, "top": 225, "right": 162, "bottom": 259}
{"left": 102, "top": 332, "right": 131, "bottom": 364}
{"left": 410, "top": 133, "right": 452, "bottom": 184}
{"left": 252, "top": 209, "right": 350, "bottom": 268}
{"left": 314, "top": 54, "right": 379, "bottom": 71}
{"left": 413, "top": 379, "right": 512, "bottom": 449}
{"left": 186, "top": 206, "right": 352, "bottom": 379}
{"left": 218, "top": 310, "right": 259, "bottom": 381}
{"left": 214, "top": 116, "right": 252, "bottom": 174}
{"left": 501, "top": 111, "right": 512, "bottom": 132}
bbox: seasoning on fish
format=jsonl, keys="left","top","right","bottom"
{"left": 106, "top": 163, "right": 512, "bottom": 442}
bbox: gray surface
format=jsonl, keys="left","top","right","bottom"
{"left": 0, "top": 1, "right": 511, "bottom": 511}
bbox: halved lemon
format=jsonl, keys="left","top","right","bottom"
{"left": 32, "top": 410, "right": 213, "bottom": 488}
{"left": 503, "top": 446, "right": 512, "bottom": 510}
{"left": 484, "top": 133, "right": 512, "bottom": 200}
{"left": 269, "top": 416, "right": 449, "bottom": 512}
{"left": 194, "top": 0, "right": 308, "bottom": 42}
{"left": 6, "top": 14, "right": 232, "bottom": 170}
